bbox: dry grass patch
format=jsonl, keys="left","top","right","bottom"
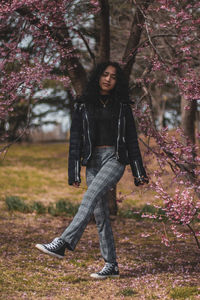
{"left": 0, "top": 141, "right": 178, "bottom": 212}
{"left": 0, "top": 212, "right": 200, "bottom": 300}
{"left": 1, "top": 141, "right": 200, "bottom": 299}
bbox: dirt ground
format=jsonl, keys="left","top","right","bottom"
{"left": 1, "top": 143, "right": 200, "bottom": 299}
{"left": 1, "top": 210, "right": 200, "bottom": 300}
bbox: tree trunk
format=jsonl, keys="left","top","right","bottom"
{"left": 108, "top": 186, "right": 118, "bottom": 215}
{"left": 181, "top": 96, "right": 196, "bottom": 144}
{"left": 97, "top": 0, "right": 118, "bottom": 215}
{"left": 98, "top": 0, "right": 110, "bottom": 63}
{"left": 180, "top": 96, "right": 197, "bottom": 182}
{"left": 157, "top": 97, "right": 167, "bottom": 130}
{"left": 122, "top": 0, "right": 154, "bottom": 80}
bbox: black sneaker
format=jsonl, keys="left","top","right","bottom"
{"left": 90, "top": 262, "right": 119, "bottom": 279}
{"left": 35, "top": 237, "right": 67, "bottom": 259}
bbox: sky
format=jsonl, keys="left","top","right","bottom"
{"left": 32, "top": 89, "right": 70, "bottom": 133}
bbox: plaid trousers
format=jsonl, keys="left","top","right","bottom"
{"left": 61, "top": 146, "right": 125, "bottom": 263}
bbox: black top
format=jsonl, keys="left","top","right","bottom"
{"left": 68, "top": 99, "right": 148, "bottom": 186}
{"left": 94, "top": 95, "right": 115, "bottom": 146}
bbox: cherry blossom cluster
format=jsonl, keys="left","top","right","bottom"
{"left": 0, "top": 0, "right": 97, "bottom": 136}
{"left": 133, "top": 102, "right": 200, "bottom": 247}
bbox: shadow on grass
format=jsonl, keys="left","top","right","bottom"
{"left": 119, "top": 259, "right": 200, "bottom": 279}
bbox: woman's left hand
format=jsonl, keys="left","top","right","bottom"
{"left": 134, "top": 176, "right": 149, "bottom": 186}
{"left": 73, "top": 182, "right": 80, "bottom": 188}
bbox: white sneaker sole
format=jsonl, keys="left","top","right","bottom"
{"left": 90, "top": 273, "right": 120, "bottom": 279}
{"left": 35, "top": 244, "right": 64, "bottom": 259}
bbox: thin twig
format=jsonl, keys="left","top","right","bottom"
{"left": 73, "top": 28, "right": 96, "bottom": 66}
{"left": 186, "top": 224, "right": 200, "bottom": 250}
{"left": 0, "top": 97, "right": 32, "bottom": 157}
{"left": 162, "top": 221, "right": 169, "bottom": 240}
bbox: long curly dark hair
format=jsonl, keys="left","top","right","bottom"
{"left": 82, "top": 61, "right": 130, "bottom": 104}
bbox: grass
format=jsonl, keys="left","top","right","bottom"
{"left": 5, "top": 195, "right": 31, "bottom": 213}
{"left": 5, "top": 195, "right": 174, "bottom": 226}
{"left": 48, "top": 199, "right": 79, "bottom": 216}
{"left": 0, "top": 140, "right": 177, "bottom": 210}
{"left": 170, "top": 286, "right": 200, "bottom": 299}
{"left": 1, "top": 209, "right": 200, "bottom": 300}
{"left": 1, "top": 142, "right": 200, "bottom": 300}
{"left": 0, "top": 142, "right": 150, "bottom": 207}
{"left": 0, "top": 143, "right": 75, "bottom": 203}
{"left": 5, "top": 195, "right": 79, "bottom": 216}
{"left": 119, "top": 203, "right": 168, "bottom": 222}
{"left": 117, "top": 288, "right": 138, "bottom": 297}
{"left": 31, "top": 201, "right": 46, "bottom": 214}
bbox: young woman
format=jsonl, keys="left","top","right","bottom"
{"left": 36, "top": 62, "right": 148, "bottom": 279}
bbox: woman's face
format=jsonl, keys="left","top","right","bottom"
{"left": 99, "top": 65, "right": 117, "bottom": 95}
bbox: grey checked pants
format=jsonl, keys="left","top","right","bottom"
{"left": 61, "top": 146, "right": 125, "bottom": 263}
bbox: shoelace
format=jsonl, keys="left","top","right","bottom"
{"left": 98, "top": 263, "right": 115, "bottom": 275}
{"left": 46, "top": 238, "right": 63, "bottom": 250}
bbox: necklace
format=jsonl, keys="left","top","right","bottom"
{"left": 99, "top": 97, "right": 109, "bottom": 108}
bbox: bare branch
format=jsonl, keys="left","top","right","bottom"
{"left": 187, "top": 224, "right": 200, "bottom": 249}
{"left": 0, "top": 95, "right": 32, "bottom": 156}
{"left": 144, "top": 21, "right": 165, "bottom": 63}
{"left": 122, "top": 0, "right": 154, "bottom": 79}
{"left": 98, "top": 0, "right": 110, "bottom": 62}
{"left": 74, "top": 28, "right": 96, "bottom": 66}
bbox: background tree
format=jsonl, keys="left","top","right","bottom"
{"left": 0, "top": 0, "right": 200, "bottom": 245}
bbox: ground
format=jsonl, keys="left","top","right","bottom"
{"left": 0, "top": 143, "right": 200, "bottom": 299}
{"left": 1, "top": 211, "right": 200, "bottom": 299}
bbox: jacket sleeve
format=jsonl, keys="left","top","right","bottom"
{"left": 68, "top": 103, "right": 83, "bottom": 185}
{"left": 125, "top": 104, "right": 148, "bottom": 186}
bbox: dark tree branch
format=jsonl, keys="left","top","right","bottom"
{"left": 98, "top": 0, "right": 110, "bottom": 62}
{"left": 122, "top": 0, "right": 154, "bottom": 80}
{"left": 74, "top": 28, "right": 96, "bottom": 66}
{"left": 181, "top": 97, "right": 197, "bottom": 145}
{"left": 187, "top": 224, "right": 200, "bottom": 249}
{"left": 0, "top": 96, "right": 32, "bottom": 155}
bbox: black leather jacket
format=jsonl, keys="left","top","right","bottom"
{"left": 68, "top": 101, "right": 148, "bottom": 186}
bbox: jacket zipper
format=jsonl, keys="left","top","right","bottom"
{"left": 134, "top": 160, "right": 142, "bottom": 179}
{"left": 83, "top": 118, "right": 85, "bottom": 145}
{"left": 75, "top": 160, "right": 80, "bottom": 182}
{"left": 85, "top": 107, "right": 92, "bottom": 161}
{"left": 116, "top": 103, "right": 122, "bottom": 159}
{"left": 74, "top": 104, "right": 82, "bottom": 182}
{"left": 122, "top": 114, "right": 126, "bottom": 143}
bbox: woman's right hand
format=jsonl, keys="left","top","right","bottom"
{"left": 73, "top": 182, "right": 80, "bottom": 188}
